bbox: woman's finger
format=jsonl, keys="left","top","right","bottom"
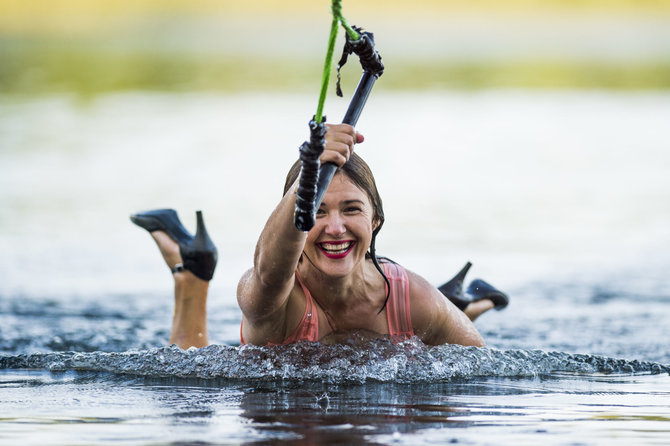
{"left": 320, "top": 150, "right": 349, "bottom": 167}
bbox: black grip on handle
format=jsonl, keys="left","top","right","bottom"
{"left": 294, "top": 118, "right": 327, "bottom": 232}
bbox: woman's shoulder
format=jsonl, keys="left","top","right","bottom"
{"left": 372, "top": 256, "right": 419, "bottom": 284}
{"left": 380, "top": 261, "right": 444, "bottom": 310}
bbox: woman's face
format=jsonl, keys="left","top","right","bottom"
{"left": 302, "top": 173, "right": 377, "bottom": 278}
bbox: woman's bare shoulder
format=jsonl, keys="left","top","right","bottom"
{"left": 404, "top": 267, "right": 485, "bottom": 347}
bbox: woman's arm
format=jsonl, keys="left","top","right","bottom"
{"left": 237, "top": 124, "right": 363, "bottom": 340}
{"left": 407, "top": 269, "right": 486, "bottom": 347}
{"left": 237, "top": 179, "right": 305, "bottom": 321}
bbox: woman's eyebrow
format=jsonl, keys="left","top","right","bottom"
{"left": 342, "top": 199, "right": 365, "bottom": 205}
{"left": 319, "top": 199, "right": 365, "bottom": 208}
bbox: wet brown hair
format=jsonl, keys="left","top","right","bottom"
{"left": 284, "top": 153, "right": 391, "bottom": 311}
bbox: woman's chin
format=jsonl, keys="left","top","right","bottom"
{"left": 314, "top": 256, "right": 357, "bottom": 277}
{"left": 319, "top": 264, "right": 353, "bottom": 278}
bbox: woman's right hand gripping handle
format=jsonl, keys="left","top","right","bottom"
{"left": 320, "top": 123, "right": 363, "bottom": 167}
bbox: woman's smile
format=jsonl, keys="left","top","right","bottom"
{"left": 318, "top": 240, "right": 357, "bottom": 259}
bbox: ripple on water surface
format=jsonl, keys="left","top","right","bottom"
{"left": 2, "top": 336, "right": 668, "bottom": 383}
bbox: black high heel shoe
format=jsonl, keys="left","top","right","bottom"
{"left": 466, "top": 279, "right": 509, "bottom": 310}
{"left": 130, "top": 209, "right": 218, "bottom": 281}
{"left": 438, "top": 262, "right": 472, "bottom": 311}
{"left": 438, "top": 262, "right": 510, "bottom": 311}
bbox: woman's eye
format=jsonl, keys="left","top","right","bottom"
{"left": 344, "top": 207, "right": 362, "bottom": 213}
{"left": 316, "top": 208, "right": 326, "bottom": 216}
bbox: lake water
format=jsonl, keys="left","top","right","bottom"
{"left": 1, "top": 90, "right": 669, "bottom": 445}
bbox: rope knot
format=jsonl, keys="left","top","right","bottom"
{"left": 336, "top": 27, "right": 384, "bottom": 97}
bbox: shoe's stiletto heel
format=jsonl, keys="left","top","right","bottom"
{"left": 130, "top": 209, "right": 218, "bottom": 281}
{"left": 466, "top": 279, "right": 509, "bottom": 310}
{"left": 181, "top": 211, "right": 217, "bottom": 281}
{"left": 438, "top": 262, "right": 472, "bottom": 311}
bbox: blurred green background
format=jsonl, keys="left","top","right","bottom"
{"left": 1, "top": 0, "right": 669, "bottom": 96}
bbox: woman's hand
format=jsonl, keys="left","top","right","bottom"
{"left": 321, "top": 124, "right": 364, "bottom": 167}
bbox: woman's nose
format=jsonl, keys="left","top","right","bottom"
{"left": 324, "top": 213, "right": 346, "bottom": 237}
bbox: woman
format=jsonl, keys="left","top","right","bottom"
{"left": 132, "top": 124, "right": 507, "bottom": 349}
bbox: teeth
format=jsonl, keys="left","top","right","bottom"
{"left": 321, "top": 242, "right": 352, "bottom": 253}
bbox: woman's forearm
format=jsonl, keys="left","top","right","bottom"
{"left": 253, "top": 181, "right": 307, "bottom": 289}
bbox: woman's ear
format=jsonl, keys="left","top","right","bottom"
{"left": 372, "top": 218, "right": 381, "bottom": 232}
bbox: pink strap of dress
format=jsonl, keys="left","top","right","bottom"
{"left": 240, "top": 262, "right": 414, "bottom": 345}
{"left": 383, "top": 262, "right": 414, "bottom": 339}
{"left": 281, "top": 272, "right": 320, "bottom": 344}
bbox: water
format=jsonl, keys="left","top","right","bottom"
{"left": 2, "top": 370, "right": 669, "bottom": 446}
{"left": 1, "top": 91, "right": 670, "bottom": 444}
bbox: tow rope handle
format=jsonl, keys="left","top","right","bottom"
{"left": 294, "top": 29, "right": 384, "bottom": 232}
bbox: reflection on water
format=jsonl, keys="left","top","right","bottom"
{"left": 2, "top": 370, "right": 669, "bottom": 445}
{"left": 238, "top": 376, "right": 670, "bottom": 445}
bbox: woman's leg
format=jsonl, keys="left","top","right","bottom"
{"left": 171, "top": 272, "right": 209, "bottom": 348}
{"left": 463, "top": 299, "right": 495, "bottom": 322}
{"left": 151, "top": 231, "right": 209, "bottom": 349}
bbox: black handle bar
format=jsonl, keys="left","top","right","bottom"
{"left": 313, "top": 71, "right": 377, "bottom": 213}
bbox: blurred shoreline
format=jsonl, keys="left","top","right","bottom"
{"left": 2, "top": 1, "right": 670, "bottom": 95}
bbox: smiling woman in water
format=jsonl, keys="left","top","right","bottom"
{"left": 132, "top": 124, "right": 503, "bottom": 349}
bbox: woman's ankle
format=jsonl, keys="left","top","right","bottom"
{"left": 464, "top": 299, "right": 495, "bottom": 321}
{"left": 173, "top": 270, "right": 210, "bottom": 303}
{"left": 150, "top": 231, "right": 182, "bottom": 269}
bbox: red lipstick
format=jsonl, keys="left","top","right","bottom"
{"left": 318, "top": 240, "right": 356, "bottom": 259}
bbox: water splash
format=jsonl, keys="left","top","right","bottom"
{"left": 2, "top": 335, "right": 668, "bottom": 384}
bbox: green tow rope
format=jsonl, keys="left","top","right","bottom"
{"left": 314, "top": 0, "right": 360, "bottom": 124}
